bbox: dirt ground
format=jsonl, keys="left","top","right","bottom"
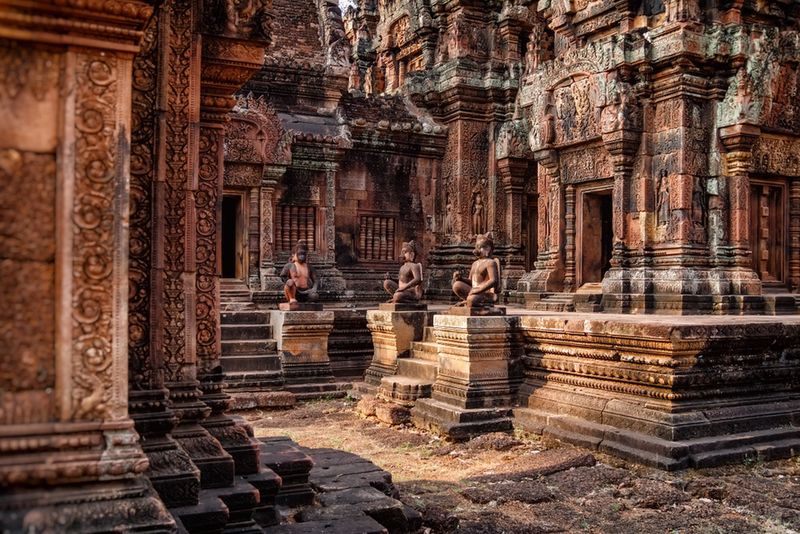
{"left": 243, "top": 397, "right": 800, "bottom": 533}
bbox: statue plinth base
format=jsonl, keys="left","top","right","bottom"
{"left": 271, "top": 311, "right": 341, "bottom": 397}
{"left": 358, "top": 309, "right": 432, "bottom": 393}
{"left": 446, "top": 305, "right": 506, "bottom": 316}
{"left": 279, "top": 301, "right": 323, "bottom": 311}
{"left": 411, "top": 314, "right": 514, "bottom": 441}
{"left": 378, "top": 302, "right": 428, "bottom": 311}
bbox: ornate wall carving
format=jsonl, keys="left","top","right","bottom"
{"left": 129, "top": 15, "right": 158, "bottom": 390}
{"left": 196, "top": 125, "right": 221, "bottom": 374}
{"left": 561, "top": 145, "right": 613, "bottom": 184}
{"left": 69, "top": 51, "right": 120, "bottom": 422}
{"left": 160, "top": 0, "right": 194, "bottom": 383}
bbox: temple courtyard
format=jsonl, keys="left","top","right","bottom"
{"left": 3, "top": 0, "right": 800, "bottom": 532}
{"left": 249, "top": 397, "right": 800, "bottom": 533}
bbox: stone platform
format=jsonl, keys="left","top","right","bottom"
{"left": 513, "top": 312, "right": 800, "bottom": 470}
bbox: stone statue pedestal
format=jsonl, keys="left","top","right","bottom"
{"left": 270, "top": 310, "right": 337, "bottom": 396}
{"left": 446, "top": 306, "right": 506, "bottom": 316}
{"left": 411, "top": 314, "right": 514, "bottom": 440}
{"left": 279, "top": 301, "right": 323, "bottom": 311}
{"left": 353, "top": 308, "right": 432, "bottom": 397}
{"left": 378, "top": 302, "right": 428, "bottom": 312}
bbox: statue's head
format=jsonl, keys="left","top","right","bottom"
{"left": 294, "top": 240, "right": 309, "bottom": 263}
{"left": 474, "top": 232, "right": 494, "bottom": 258}
{"left": 401, "top": 240, "right": 418, "bottom": 262}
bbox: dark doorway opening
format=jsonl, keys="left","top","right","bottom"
{"left": 749, "top": 180, "right": 787, "bottom": 288}
{"left": 222, "top": 195, "right": 240, "bottom": 279}
{"left": 579, "top": 189, "right": 613, "bottom": 287}
{"left": 523, "top": 194, "right": 539, "bottom": 271}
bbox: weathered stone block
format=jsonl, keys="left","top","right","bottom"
{"left": 362, "top": 309, "right": 431, "bottom": 387}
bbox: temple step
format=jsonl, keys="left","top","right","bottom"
{"left": 170, "top": 492, "right": 230, "bottom": 534}
{"left": 224, "top": 371, "right": 285, "bottom": 389}
{"left": 421, "top": 326, "right": 435, "bottom": 343}
{"left": 396, "top": 357, "right": 437, "bottom": 381}
{"left": 222, "top": 339, "right": 278, "bottom": 356}
{"left": 241, "top": 468, "right": 282, "bottom": 528}
{"left": 221, "top": 354, "right": 282, "bottom": 372}
{"left": 525, "top": 292, "right": 576, "bottom": 312}
{"left": 409, "top": 341, "right": 438, "bottom": 361}
{"left": 378, "top": 375, "right": 433, "bottom": 404}
{"left": 221, "top": 301, "right": 258, "bottom": 311}
{"left": 284, "top": 382, "right": 351, "bottom": 400}
{"left": 221, "top": 310, "right": 271, "bottom": 325}
{"left": 258, "top": 437, "right": 315, "bottom": 507}
{"left": 222, "top": 324, "right": 273, "bottom": 341}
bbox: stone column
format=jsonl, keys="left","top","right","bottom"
{"left": 143, "top": 0, "right": 236, "bottom": 490}
{"left": 259, "top": 166, "right": 285, "bottom": 291}
{"left": 197, "top": 27, "right": 271, "bottom": 476}
{"left": 0, "top": 1, "right": 172, "bottom": 529}
{"left": 718, "top": 123, "right": 763, "bottom": 295}
{"left": 129, "top": 7, "right": 200, "bottom": 508}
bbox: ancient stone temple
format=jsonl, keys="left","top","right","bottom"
{"left": 2, "top": 0, "right": 800, "bottom": 531}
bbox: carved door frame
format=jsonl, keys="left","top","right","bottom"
{"left": 222, "top": 190, "right": 248, "bottom": 281}
{"left": 575, "top": 181, "right": 613, "bottom": 290}
{"left": 749, "top": 177, "right": 788, "bottom": 289}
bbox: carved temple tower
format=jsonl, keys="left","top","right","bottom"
{"left": 516, "top": 0, "right": 800, "bottom": 313}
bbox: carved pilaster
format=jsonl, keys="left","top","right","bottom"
{"left": 790, "top": 181, "right": 800, "bottom": 292}
{"left": 260, "top": 166, "right": 285, "bottom": 291}
{"left": 518, "top": 149, "right": 563, "bottom": 293}
{"left": 602, "top": 129, "right": 640, "bottom": 267}
{"left": 564, "top": 185, "right": 576, "bottom": 292}
{"left": 197, "top": 23, "right": 270, "bottom": 476}
{"left": 129, "top": 8, "right": 199, "bottom": 507}
{"left": 0, "top": 1, "right": 173, "bottom": 530}
{"left": 719, "top": 124, "right": 761, "bottom": 268}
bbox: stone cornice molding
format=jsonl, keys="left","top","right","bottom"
{"left": 0, "top": 0, "right": 153, "bottom": 51}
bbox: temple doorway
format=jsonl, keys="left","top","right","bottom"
{"left": 577, "top": 186, "right": 613, "bottom": 289}
{"left": 222, "top": 194, "right": 246, "bottom": 280}
{"left": 749, "top": 180, "right": 787, "bottom": 289}
{"left": 523, "top": 194, "right": 538, "bottom": 271}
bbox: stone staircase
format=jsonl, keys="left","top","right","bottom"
{"left": 170, "top": 417, "right": 306, "bottom": 534}
{"left": 378, "top": 326, "right": 438, "bottom": 407}
{"left": 220, "top": 281, "right": 286, "bottom": 404}
{"left": 524, "top": 292, "right": 576, "bottom": 312}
